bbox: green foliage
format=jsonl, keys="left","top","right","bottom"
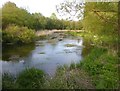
{"left": 2, "top": 68, "right": 45, "bottom": 89}
{"left": 83, "top": 2, "right": 118, "bottom": 36}
{"left": 2, "top": 24, "right": 35, "bottom": 44}
{"left": 2, "top": 73, "right": 17, "bottom": 89}
{"left": 70, "top": 63, "right": 77, "bottom": 69}
{"left": 2, "top": 1, "right": 119, "bottom": 89}
{"left": 50, "top": 13, "right": 57, "bottom": 20}
{"left": 16, "top": 68, "right": 45, "bottom": 89}
{"left": 32, "top": 13, "right": 47, "bottom": 30}
{"left": 2, "top": 1, "right": 83, "bottom": 31}
{"left": 2, "top": 1, "right": 34, "bottom": 29}
{"left": 67, "top": 30, "right": 119, "bottom": 89}
{"left": 79, "top": 47, "right": 119, "bottom": 89}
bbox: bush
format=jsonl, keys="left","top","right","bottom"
{"left": 16, "top": 68, "right": 45, "bottom": 89}
{"left": 2, "top": 24, "right": 36, "bottom": 44}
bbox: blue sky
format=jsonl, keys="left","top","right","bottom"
{"left": 1, "top": 0, "right": 64, "bottom": 18}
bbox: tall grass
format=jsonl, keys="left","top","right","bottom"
{"left": 2, "top": 68, "right": 45, "bottom": 89}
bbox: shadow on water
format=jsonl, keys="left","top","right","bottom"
{"left": 81, "top": 39, "right": 94, "bottom": 57}
{"left": 2, "top": 43, "right": 35, "bottom": 61}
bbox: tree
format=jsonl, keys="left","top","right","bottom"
{"left": 57, "top": 1, "right": 118, "bottom": 35}
{"left": 32, "top": 13, "right": 47, "bottom": 30}
{"left": 2, "top": 1, "right": 83, "bottom": 30}
{"left": 50, "top": 13, "right": 57, "bottom": 20}
{"left": 2, "top": 1, "right": 34, "bottom": 29}
{"left": 83, "top": 2, "right": 118, "bottom": 35}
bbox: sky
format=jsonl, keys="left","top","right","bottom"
{"left": 1, "top": 0, "right": 118, "bottom": 20}
{"left": 0, "top": 0, "right": 64, "bottom": 18}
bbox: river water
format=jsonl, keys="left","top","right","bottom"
{"left": 2, "top": 33, "right": 83, "bottom": 76}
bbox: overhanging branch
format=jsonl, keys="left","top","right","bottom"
{"left": 92, "top": 9, "right": 118, "bottom": 25}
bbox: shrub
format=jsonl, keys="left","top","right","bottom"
{"left": 2, "top": 24, "right": 36, "bottom": 44}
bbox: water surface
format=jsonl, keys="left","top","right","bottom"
{"left": 2, "top": 36, "right": 83, "bottom": 76}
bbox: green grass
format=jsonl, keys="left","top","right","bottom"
{"left": 2, "top": 73, "right": 17, "bottom": 89}
{"left": 77, "top": 47, "right": 119, "bottom": 89}
{"left": 2, "top": 68, "right": 45, "bottom": 89}
{"left": 17, "top": 68, "right": 45, "bottom": 89}
{"left": 67, "top": 31, "right": 119, "bottom": 89}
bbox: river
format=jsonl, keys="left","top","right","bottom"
{"left": 2, "top": 32, "right": 83, "bottom": 76}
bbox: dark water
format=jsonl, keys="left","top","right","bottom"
{"left": 2, "top": 36, "right": 83, "bottom": 76}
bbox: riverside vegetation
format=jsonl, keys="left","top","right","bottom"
{"left": 2, "top": 1, "right": 119, "bottom": 89}
{"left": 2, "top": 32, "right": 119, "bottom": 89}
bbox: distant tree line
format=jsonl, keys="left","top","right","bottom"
{"left": 2, "top": 1, "right": 83, "bottom": 30}
{"left": 1, "top": 1, "right": 83, "bottom": 44}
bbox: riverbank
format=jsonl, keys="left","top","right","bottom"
{"left": 36, "top": 30, "right": 83, "bottom": 36}
{"left": 2, "top": 31, "right": 119, "bottom": 89}
{"left": 66, "top": 31, "right": 119, "bottom": 89}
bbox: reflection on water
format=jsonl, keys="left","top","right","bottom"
{"left": 2, "top": 44, "right": 35, "bottom": 61}
{"left": 2, "top": 37, "right": 83, "bottom": 76}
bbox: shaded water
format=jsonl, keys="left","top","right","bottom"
{"left": 2, "top": 34, "right": 83, "bottom": 76}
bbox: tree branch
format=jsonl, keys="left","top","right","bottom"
{"left": 92, "top": 9, "right": 118, "bottom": 25}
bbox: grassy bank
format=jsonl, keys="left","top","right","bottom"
{"left": 42, "top": 46, "right": 118, "bottom": 89}
{"left": 78, "top": 47, "right": 119, "bottom": 88}
{"left": 66, "top": 31, "right": 119, "bottom": 89}
{"left": 2, "top": 68, "right": 45, "bottom": 89}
